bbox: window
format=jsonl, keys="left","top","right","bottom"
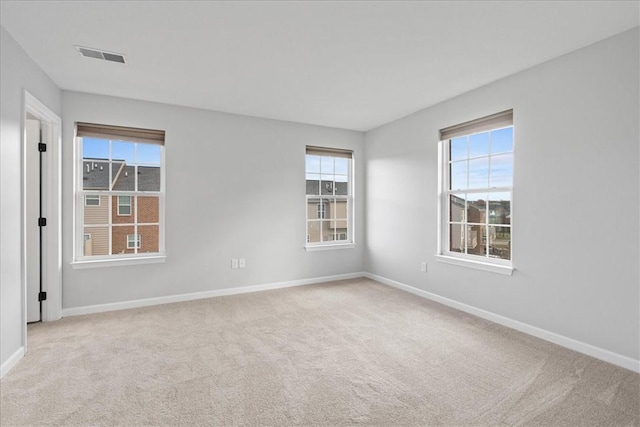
{"left": 117, "top": 195, "right": 131, "bottom": 216}
{"left": 127, "top": 234, "right": 142, "bottom": 249}
{"left": 438, "top": 110, "right": 513, "bottom": 273}
{"left": 85, "top": 195, "right": 100, "bottom": 206}
{"left": 305, "top": 146, "right": 353, "bottom": 247}
{"left": 317, "top": 202, "right": 326, "bottom": 219}
{"left": 75, "top": 122, "right": 165, "bottom": 262}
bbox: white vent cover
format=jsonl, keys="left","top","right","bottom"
{"left": 75, "top": 46, "right": 126, "bottom": 64}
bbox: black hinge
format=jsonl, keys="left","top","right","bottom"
{"left": 38, "top": 217, "right": 47, "bottom": 227}
{"left": 38, "top": 292, "right": 47, "bottom": 302}
{"left": 38, "top": 143, "right": 47, "bottom": 152}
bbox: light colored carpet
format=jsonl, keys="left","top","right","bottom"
{"left": 1, "top": 278, "right": 638, "bottom": 426}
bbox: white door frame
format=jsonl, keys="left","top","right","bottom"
{"left": 22, "top": 91, "right": 62, "bottom": 352}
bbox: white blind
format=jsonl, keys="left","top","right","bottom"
{"left": 440, "top": 110, "right": 513, "bottom": 141}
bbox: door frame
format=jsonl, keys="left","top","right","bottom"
{"left": 22, "top": 91, "right": 62, "bottom": 352}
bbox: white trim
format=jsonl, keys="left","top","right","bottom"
{"left": 22, "top": 91, "right": 63, "bottom": 344}
{"left": 364, "top": 272, "right": 640, "bottom": 373}
{"left": 0, "top": 347, "right": 24, "bottom": 378}
{"left": 305, "top": 243, "right": 356, "bottom": 251}
{"left": 71, "top": 254, "right": 166, "bottom": 269}
{"left": 62, "top": 272, "right": 366, "bottom": 317}
{"left": 436, "top": 254, "right": 514, "bottom": 275}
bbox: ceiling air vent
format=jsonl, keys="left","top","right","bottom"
{"left": 75, "top": 46, "right": 126, "bottom": 64}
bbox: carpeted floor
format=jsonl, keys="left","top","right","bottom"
{"left": 1, "top": 278, "right": 638, "bottom": 426}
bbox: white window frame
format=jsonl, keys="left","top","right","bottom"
{"left": 437, "top": 110, "right": 514, "bottom": 275}
{"left": 73, "top": 123, "right": 166, "bottom": 268}
{"left": 127, "top": 234, "right": 142, "bottom": 249}
{"left": 117, "top": 195, "right": 131, "bottom": 216}
{"left": 305, "top": 146, "right": 355, "bottom": 251}
{"left": 85, "top": 194, "right": 100, "bottom": 206}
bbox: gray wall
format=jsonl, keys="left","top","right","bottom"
{"left": 365, "top": 28, "right": 639, "bottom": 360}
{"left": 61, "top": 91, "right": 365, "bottom": 309}
{"left": 0, "top": 27, "right": 61, "bottom": 365}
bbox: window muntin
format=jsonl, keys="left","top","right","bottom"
{"left": 440, "top": 111, "right": 513, "bottom": 265}
{"left": 76, "top": 123, "right": 164, "bottom": 261}
{"left": 305, "top": 147, "right": 353, "bottom": 246}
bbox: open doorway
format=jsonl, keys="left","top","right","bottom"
{"left": 22, "top": 91, "right": 62, "bottom": 351}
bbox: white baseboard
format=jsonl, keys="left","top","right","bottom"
{"left": 62, "top": 272, "right": 366, "bottom": 317}
{"left": 364, "top": 272, "right": 640, "bottom": 373}
{"left": 1, "top": 347, "right": 25, "bottom": 378}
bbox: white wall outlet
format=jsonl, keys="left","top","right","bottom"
{"left": 420, "top": 261, "right": 427, "bottom": 272}
{"left": 239, "top": 258, "right": 246, "bottom": 268}
{"left": 231, "top": 258, "right": 239, "bottom": 269}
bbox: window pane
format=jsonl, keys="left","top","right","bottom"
{"left": 138, "top": 166, "right": 161, "bottom": 191}
{"left": 467, "top": 224, "right": 486, "bottom": 256}
{"left": 449, "top": 223, "right": 465, "bottom": 253}
{"left": 449, "top": 194, "right": 466, "bottom": 222}
{"left": 488, "top": 192, "right": 511, "bottom": 225}
{"left": 306, "top": 176, "right": 320, "bottom": 195}
{"left": 137, "top": 143, "right": 161, "bottom": 165}
{"left": 83, "top": 138, "right": 109, "bottom": 160}
{"left": 334, "top": 158, "right": 349, "bottom": 175}
{"left": 306, "top": 155, "right": 320, "bottom": 173}
{"left": 137, "top": 196, "right": 159, "bottom": 223}
{"left": 83, "top": 226, "right": 108, "bottom": 256}
{"left": 307, "top": 221, "right": 321, "bottom": 243}
{"left": 334, "top": 179, "right": 348, "bottom": 195}
{"left": 112, "top": 164, "right": 135, "bottom": 191}
{"left": 466, "top": 194, "right": 487, "bottom": 224}
{"left": 491, "top": 127, "right": 513, "bottom": 154}
{"left": 469, "top": 132, "right": 489, "bottom": 157}
{"left": 334, "top": 199, "right": 348, "bottom": 220}
{"left": 450, "top": 161, "right": 467, "bottom": 190}
{"left": 321, "top": 220, "right": 334, "bottom": 242}
{"left": 320, "top": 157, "right": 334, "bottom": 174}
{"left": 84, "top": 195, "right": 109, "bottom": 225}
{"left": 468, "top": 157, "right": 489, "bottom": 189}
{"left": 112, "top": 141, "right": 135, "bottom": 164}
{"left": 307, "top": 198, "right": 327, "bottom": 220}
{"left": 320, "top": 179, "right": 334, "bottom": 195}
{"left": 489, "top": 226, "right": 511, "bottom": 260}
{"left": 112, "top": 225, "right": 135, "bottom": 254}
{"left": 138, "top": 225, "right": 159, "bottom": 253}
{"left": 450, "top": 137, "right": 467, "bottom": 161}
{"left": 83, "top": 160, "right": 111, "bottom": 190}
{"left": 490, "top": 153, "right": 513, "bottom": 188}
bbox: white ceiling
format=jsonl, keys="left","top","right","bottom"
{"left": 1, "top": 1, "right": 638, "bottom": 131}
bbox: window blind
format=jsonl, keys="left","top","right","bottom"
{"left": 440, "top": 110, "right": 513, "bottom": 141}
{"left": 306, "top": 146, "right": 352, "bottom": 159}
{"left": 76, "top": 122, "right": 165, "bottom": 145}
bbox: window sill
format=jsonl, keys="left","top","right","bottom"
{"left": 71, "top": 255, "right": 166, "bottom": 269}
{"left": 435, "top": 254, "right": 514, "bottom": 276}
{"left": 305, "top": 243, "right": 356, "bottom": 252}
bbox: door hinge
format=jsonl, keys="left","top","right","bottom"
{"left": 38, "top": 217, "right": 47, "bottom": 227}
{"left": 38, "top": 142, "right": 47, "bottom": 152}
{"left": 38, "top": 292, "right": 47, "bottom": 302}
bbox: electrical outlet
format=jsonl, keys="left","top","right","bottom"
{"left": 239, "top": 258, "right": 246, "bottom": 268}
{"left": 420, "top": 261, "right": 427, "bottom": 272}
{"left": 231, "top": 258, "right": 239, "bottom": 269}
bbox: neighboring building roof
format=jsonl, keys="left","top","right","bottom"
{"left": 306, "top": 180, "right": 348, "bottom": 196}
{"left": 83, "top": 158, "right": 160, "bottom": 191}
